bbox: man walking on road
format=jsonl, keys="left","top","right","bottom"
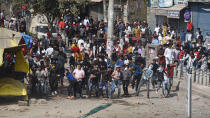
{"left": 136, "top": 64, "right": 153, "bottom": 99}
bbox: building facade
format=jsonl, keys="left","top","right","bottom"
{"left": 148, "top": 0, "right": 210, "bottom": 36}
{"left": 147, "top": 0, "right": 188, "bottom": 32}
{"left": 189, "top": 0, "right": 210, "bottom": 36}
{"left": 89, "top": 0, "right": 148, "bottom": 23}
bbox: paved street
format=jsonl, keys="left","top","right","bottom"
{"left": 0, "top": 0, "right": 210, "bottom": 118}
{"left": 0, "top": 82, "right": 210, "bottom": 118}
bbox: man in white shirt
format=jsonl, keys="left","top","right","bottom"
{"left": 78, "top": 39, "right": 85, "bottom": 48}
{"left": 84, "top": 40, "right": 90, "bottom": 50}
{"left": 154, "top": 24, "right": 160, "bottom": 34}
{"left": 45, "top": 45, "right": 54, "bottom": 57}
{"left": 83, "top": 17, "right": 89, "bottom": 26}
{"left": 73, "top": 64, "right": 85, "bottom": 98}
{"left": 164, "top": 44, "right": 174, "bottom": 66}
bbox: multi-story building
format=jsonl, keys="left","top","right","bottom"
{"left": 147, "top": 0, "right": 188, "bottom": 32}
{"left": 188, "top": 0, "right": 210, "bottom": 36}
{"left": 89, "top": 0, "right": 148, "bottom": 23}
{"left": 148, "top": 0, "right": 210, "bottom": 36}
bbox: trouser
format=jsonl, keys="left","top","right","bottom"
{"left": 59, "top": 74, "right": 64, "bottom": 87}
{"left": 37, "top": 81, "right": 47, "bottom": 95}
{"left": 67, "top": 39, "right": 72, "bottom": 47}
{"left": 67, "top": 80, "right": 76, "bottom": 96}
{"left": 83, "top": 76, "right": 89, "bottom": 95}
{"left": 168, "top": 77, "right": 173, "bottom": 94}
{"left": 187, "top": 41, "right": 192, "bottom": 50}
{"left": 122, "top": 80, "right": 129, "bottom": 95}
{"left": 132, "top": 75, "right": 141, "bottom": 91}
{"left": 165, "top": 57, "right": 173, "bottom": 67}
{"left": 89, "top": 33, "right": 93, "bottom": 40}
{"left": 110, "top": 80, "right": 121, "bottom": 98}
{"left": 151, "top": 74, "right": 157, "bottom": 89}
{"left": 157, "top": 80, "right": 162, "bottom": 92}
{"left": 89, "top": 82, "right": 99, "bottom": 97}
{"left": 75, "top": 81, "right": 83, "bottom": 97}
{"left": 162, "top": 81, "right": 168, "bottom": 96}
{"left": 31, "top": 76, "right": 37, "bottom": 94}
{"left": 180, "top": 61, "right": 184, "bottom": 76}
{"left": 99, "top": 81, "right": 109, "bottom": 97}
{"left": 49, "top": 77, "right": 58, "bottom": 93}
{"left": 136, "top": 79, "right": 150, "bottom": 98}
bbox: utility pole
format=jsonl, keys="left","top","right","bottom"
{"left": 103, "top": 0, "right": 107, "bottom": 22}
{"left": 187, "top": 72, "right": 192, "bottom": 118}
{"left": 106, "top": 0, "right": 114, "bottom": 58}
{"left": 0, "top": 0, "right": 1, "bottom": 12}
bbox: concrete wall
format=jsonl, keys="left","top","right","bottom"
{"left": 89, "top": 3, "right": 104, "bottom": 21}
{"left": 127, "top": 0, "right": 147, "bottom": 22}
{"left": 147, "top": 7, "right": 156, "bottom": 32}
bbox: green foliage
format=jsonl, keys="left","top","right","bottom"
{"left": 59, "top": 0, "right": 90, "bottom": 17}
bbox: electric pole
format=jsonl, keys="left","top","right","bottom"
{"left": 107, "top": 0, "right": 114, "bottom": 58}
{"left": 103, "top": 0, "right": 107, "bottom": 22}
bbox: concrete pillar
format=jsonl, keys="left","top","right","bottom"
{"left": 207, "top": 70, "right": 210, "bottom": 86}
{"left": 183, "top": 68, "right": 187, "bottom": 79}
{"left": 177, "top": 64, "right": 181, "bottom": 79}
{"left": 199, "top": 70, "right": 203, "bottom": 85}
{"left": 123, "top": 0, "right": 128, "bottom": 24}
{"left": 173, "top": 65, "right": 177, "bottom": 78}
{"left": 203, "top": 70, "right": 207, "bottom": 86}
{"left": 196, "top": 69, "right": 200, "bottom": 84}
{"left": 192, "top": 67, "right": 196, "bottom": 83}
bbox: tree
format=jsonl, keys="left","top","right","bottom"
{"left": 59, "top": 0, "right": 89, "bottom": 17}
{"left": 32, "top": 0, "right": 60, "bottom": 31}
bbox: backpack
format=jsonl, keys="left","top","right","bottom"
{"left": 67, "top": 73, "right": 75, "bottom": 81}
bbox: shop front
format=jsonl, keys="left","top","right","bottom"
{"left": 154, "top": 4, "right": 187, "bottom": 32}
{"left": 190, "top": 2, "right": 210, "bottom": 37}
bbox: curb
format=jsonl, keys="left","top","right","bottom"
{"left": 173, "top": 78, "right": 210, "bottom": 99}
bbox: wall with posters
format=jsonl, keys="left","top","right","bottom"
{"left": 150, "top": 0, "right": 159, "bottom": 7}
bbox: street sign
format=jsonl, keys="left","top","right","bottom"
{"left": 168, "top": 10, "right": 180, "bottom": 18}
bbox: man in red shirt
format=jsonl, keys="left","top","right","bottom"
{"left": 60, "top": 19, "right": 65, "bottom": 31}
{"left": 187, "top": 22, "right": 193, "bottom": 32}
{"left": 165, "top": 64, "right": 176, "bottom": 94}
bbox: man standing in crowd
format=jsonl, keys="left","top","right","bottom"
{"left": 66, "top": 69, "right": 76, "bottom": 99}
{"left": 151, "top": 59, "right": 159, "bottom": 89}
{"left": 89, "top": 65, "right": 100, "bottom": 98}
{"left": 49, "top": 62, "right": 59, "bottom": 96}
{"left": 73, "top": 64, "right": 85, "bottom": 98}
{"left": 122, "top": 64, "right": 132, "bottom": 96}
{"left": 110, "top": 66, "right": 122, "bottom": 99}
{"left": 164, "top": 44, "right": 174, "bottom": 66}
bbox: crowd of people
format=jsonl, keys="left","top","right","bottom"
{"left": 1, "top": 10, "right": 210, "bottom": 99}
{"left": 0, "top": 10, "right": 27, "bottom": 33}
